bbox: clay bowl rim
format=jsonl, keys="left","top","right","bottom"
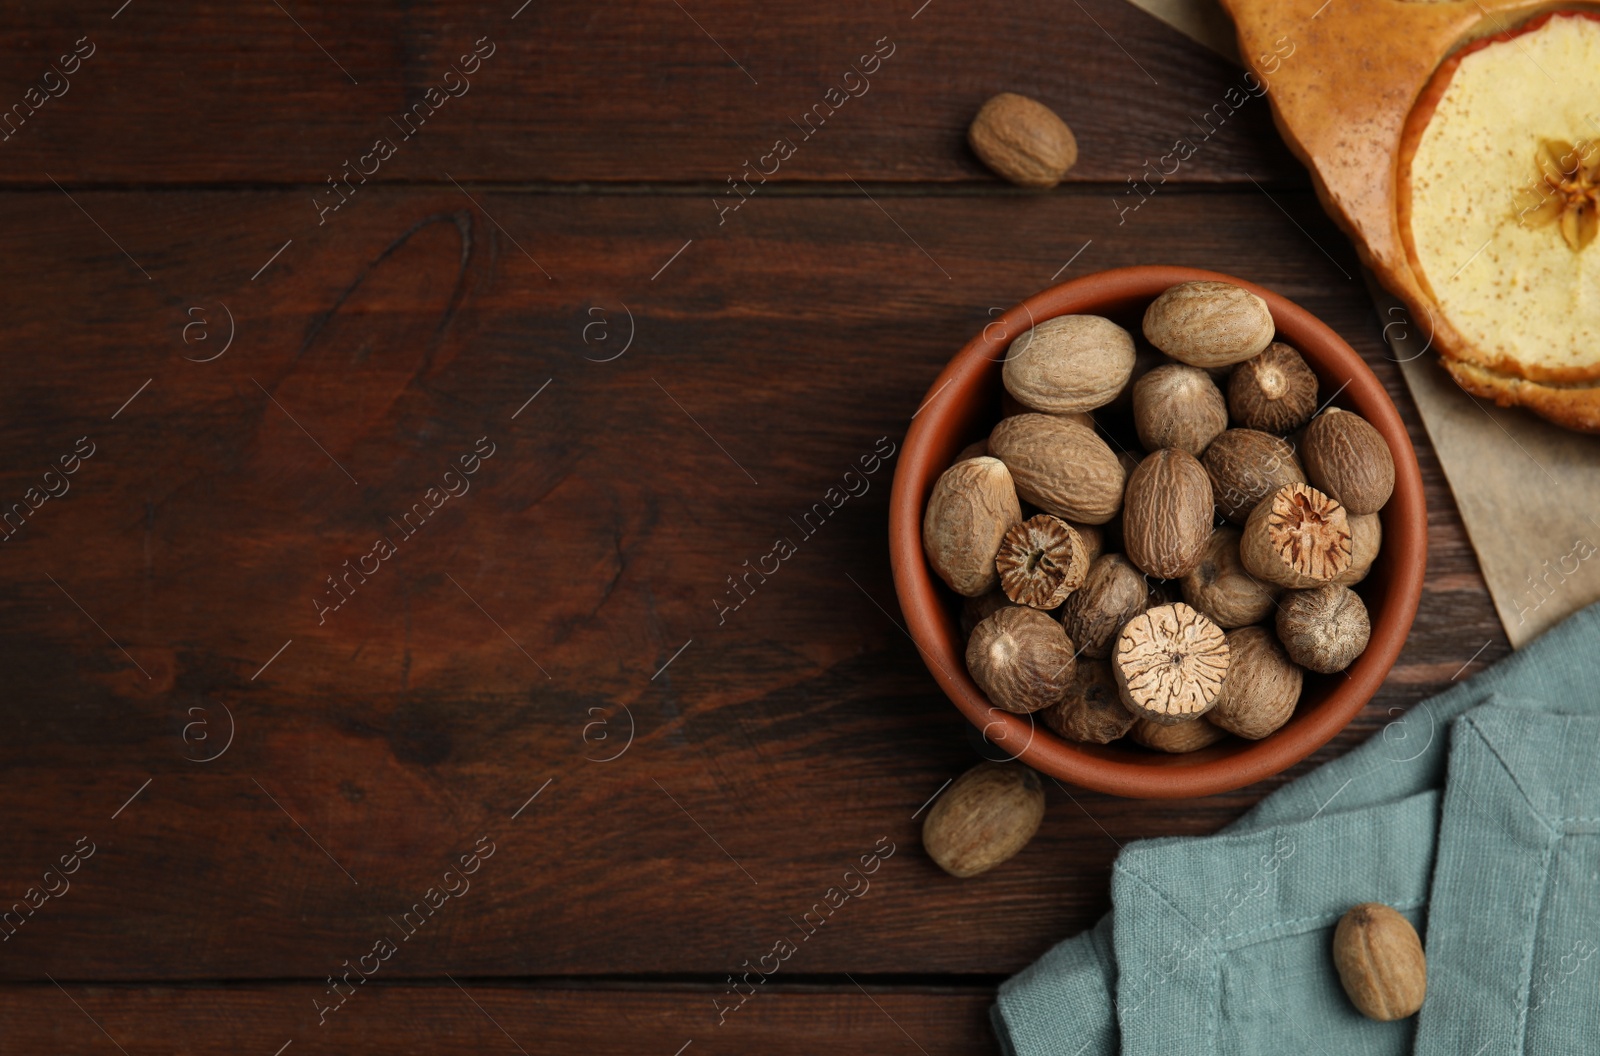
{"left": 887, "top": 265, "right": 1427, "bottom": 799}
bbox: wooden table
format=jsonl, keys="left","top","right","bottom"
{"left": 0, "top": 2, "right": 1506, "bottom": 1052}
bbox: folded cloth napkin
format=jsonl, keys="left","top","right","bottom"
{"left": 993, "top": 601, "right": 1600, "bottom": 1056}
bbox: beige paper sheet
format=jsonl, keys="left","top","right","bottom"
{"left": 1366, "top": 281, "right": 1600, "bottom": 647}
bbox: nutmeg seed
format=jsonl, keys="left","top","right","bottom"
{"left": 1277, "top": 585, "right": 1370, "bottom": 673}
{"left": 1059, "top": 553, "right": 1153, "bottom": 659}
{"left": 967, "top": 605, "right": 1078, "bottom": 713}
{"left": 1202, "top": 428, "right": 1307, "bottom": 525}
{"left": 995, "top": 514, "right": 1090, "bottom": 609}
{"left": 1042, "top": 659, "right": 1136, "bottom": 744}
{"left": 1003, "top": 315, "right": 1137, "bottom": 414}
{"left": 922, "top": 762, "right": 1046, "bottom": 878}
{"left": 1332, "top": 902, "right": 1427, "bottom": 1021}
{"left": 1142, "top": 281, "right": 1275, "bottom": 368}
{"left": 1113, "top": 602, "right": 1230, "bottom": 724}
{"left": 923, "top": 457, "right": 1023, "bottom": 597}
{"left": 1180, "top": 526, "right": 1281, "bottom": 628}
{"left": 989, "top": 414, "right": 1126, "bottom": 525}
{"left": 1207, "top": 626, "right": 1302, "bottom": 739}
{"left": 1227, "top": 342, "right": 1320, "bottom": 433}
{"left": 1122, "top": 448, "right": 1215, "bottom": 579}
{"left": 967, "top": 93, "right": 1078, "bottom": 189}
{"left": 1130, "top": 715, "right": 1228, "bottom": 753}
{"left": 1132, "top": 363, "right": 1229, "bottom": 456}
{"left": 1239, "top": 482, "right": 1352, "bottom": 588}
{"left": 1301, "top": 409, "right": 1395, "bottom": 515}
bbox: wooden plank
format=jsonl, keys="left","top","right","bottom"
{"left": 0, "top": 186, "right": 1503, "bottom": 982}
{"left": 0, "top": 0, "right": 1302, "bottom": 186}
{"left": 0, "top": 982, "right": 999, "bottom": 1055}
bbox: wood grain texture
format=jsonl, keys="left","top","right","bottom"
{"left": 0, "top": 982, "right": 996, "bottom": 1055}
{"left": 0, "top": 0, "right": 1300, "bottom": 185}
{"left": 0, "top": 187, "right": 1505, "bottom": 986}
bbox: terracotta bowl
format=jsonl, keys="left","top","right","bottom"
{"left": 888, "top": 266, "right": 1426, "bottom": 799}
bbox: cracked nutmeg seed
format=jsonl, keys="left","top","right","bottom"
{"left": 1333, "top": 903, "right": 1427, "bottom": 1021}
{"left": 1240, "top": 481, "right": 1352, "bottom": 589}
{"left": 1112, "top": 601, "right": 1230, "bottom": 724}
{"left": 996, "top": 514, "right": 1090, "bottom": 609}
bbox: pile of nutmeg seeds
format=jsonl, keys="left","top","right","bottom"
{"left": 923, "top": 280, "right": 1396, "bottom": 753}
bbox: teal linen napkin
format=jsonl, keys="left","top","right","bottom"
{"left": 993, "top": 601, "right": 1600, "bottom": 1056}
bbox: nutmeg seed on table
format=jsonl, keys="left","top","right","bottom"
{"left": 1002, "top": 315, "right": 1136, "bottom": 414}
{"left": 1132, "top": 363, "right": 1229, "bottom": 456}
{"left": 1113, "top": 602, "right": 1230, "bottom": 724}
{"left": 967, "top": 605, "right": 1078, "bottom": 713}
{"left": 1207, "top": 626, "right": 1302, "bottom": 739}
{"left": 989, "top": 413, "right": 1126, "bottom": 525}
{"left": 996, "top": 514, "right": 1089, "bottom": 608}
{"left": 1202, "top": 428, "right": 1307, "bottom": 525}
{"left": 1240, "top": 481, "right": 1353, "bottom": 588}
{"left": 1122, "top": 448, "right": 1215, "bottom": 579}
{"left": 923, "top": 456, "right": 1023, "bottom": 597}
{"left": 1142, "top": 280, "right": 1275, "bottom": 368}
{"left": 967, "top": 92, "right": 1079, "bottom": 189}
{"left": 1301, "top": 408, "right": 1396, "bottom": 515}
{"left": 1332, "top": 902, "right": 1427, "bottom": 1021}
{"left": 1277, "top": 584, "right": 1370, "bottom": 673}
{"left": 921, "top": 762, "right": 1046, "bottom": 878}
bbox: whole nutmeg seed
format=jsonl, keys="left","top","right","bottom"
{"left": 1060, "top": 553, "right": 1153, "bottom": 659}
{"left": 1042, "top": 660, "right": 1135, "bottom": 744}
{"left": 1180, "top": 526, "right": 1281, "bottom": 628}
{"left": 1332, "top": 903, "right": 1427, "bottom": 1021}
{"left": 967, "top": 605, "right": 1078, "bottom": 713}
{"left": 967, "top": 93, "right": 1078, "bottom": 189}
{"left": 956, "top": 438, "right": 989, "bottom": 462}
{"left": 922, "top": 762, "right": 1046, "bottom": 878}
{"left": 1227, "top": 342, "right": 1320, "bottom": 433}
{"left": 1240, "top": 482, "right": 1352, "bottom": 588}
{"left": 923, "top": 457, "right": 1023, "bottom": 597}
{"left": 1132, "top": 363, "right": 1229, "bottom": 456}
{"left": 1301, "top": 409, "right": 1395, "bottom": 515}
{"left": 1130, "top": 715, "right": 1228, "bottom": 753}
{"left": 996, "top": 514, "right": 1090, "bottom": 609}
{"left": 1142, "top": 281, "right": 1275, "bottom": 368}
{"left": 1122, "top": 448, "right": 1215, "bottom": 579}
{"left": 989, "top": 414, "right": 1126, "bottom": 525}
{"left": 1202, "top": 428, "right": 1307, "bottom": 525}
{"left": 1003, "top": 315, "right": 1136, "bottom": 414}
{"left": 1207, "top": 626, "right": 1302, "bottom": 739}
{"left": 1113, "top": 602, "right": 1230, "bottom": 724}
{"left": 1332, "top": 512, "right": 1383, "bottom": 587}
{"left": 1277, "top": 585, "right": 1370, "bottom": 673}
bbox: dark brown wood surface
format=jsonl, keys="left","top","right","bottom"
{"left": 0, "top": 1, "right": 1509, "bottom": 1053}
